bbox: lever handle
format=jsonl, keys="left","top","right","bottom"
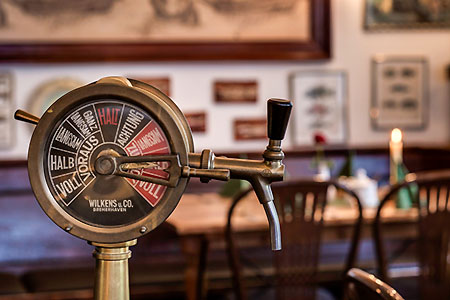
{"left": 14, "top": 109, "right": 40, "bottom": 125}
{"left": 267, "top": 99, "right": 292, "bottom": 140}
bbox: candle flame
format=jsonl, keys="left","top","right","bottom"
{"left": 391, "top": 128, "right": 402, "bottom": 143}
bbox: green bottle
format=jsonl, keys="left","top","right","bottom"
{"left": 395, "top": 163, "right": 416, "bottom": 209}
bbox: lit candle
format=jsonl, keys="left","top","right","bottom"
{"left": 390, "top": 128, "right": 403, "bottom": 164}
{"left": 389, "top": 128, "right": 403, "bottom": 184}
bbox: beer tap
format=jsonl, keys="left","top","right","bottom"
{"left": 187, "top": 99, "right": 292, "bottom": 250}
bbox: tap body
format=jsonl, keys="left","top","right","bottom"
{"left": 188, "top": 142, "right": 285, "bottom": 250}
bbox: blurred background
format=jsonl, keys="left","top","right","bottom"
{"left": 0, "top": 0, "right": 448, "bottom": 158}
{"left": 0, "top": 0, "right": 449, "bottom": 299}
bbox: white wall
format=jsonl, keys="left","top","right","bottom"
{"left": 1, "top": 0, "right": 449, "bottom": 160}
{"left": 333, "top": 1, "right": 450, "bottom": 148}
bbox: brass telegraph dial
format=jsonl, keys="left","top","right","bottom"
{"left": 26, "top": 77, "right": 194, "bottom": 243}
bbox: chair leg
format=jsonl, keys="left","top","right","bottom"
{"left": 182, "top": 236, "right": 210, "bottom": 300}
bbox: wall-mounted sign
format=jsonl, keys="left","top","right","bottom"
{"left": 234, "top": 119, "right": 267, "bottom": 141}
{"left": 184, "top": 112, "right": 206, "bottom": 133}
{"left": 131, "top": 77, "right": 171, "bottom": 96}
{"left": 370, "top": 56, "right": 428, "bottom": 130}
{"left": 214, "top": 80, "right": 258, "bottom": 103}
{"left": 0, "top": 72, "right": 14, "bottom": 148}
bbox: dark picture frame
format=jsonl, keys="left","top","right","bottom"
{"left": 289, "top": 70, "right": 348, "bottom": 146}
{"left": 0, "top": 0, "right": 330, "bottom": 62}
{"left": 0, "top": 72, "right": 14, "bottom": 148}
{"left": 365, "top": 0, "right": 450, "bottom": 30}
{"left": 370, "top": 56, "right": 428, "bottom": 130}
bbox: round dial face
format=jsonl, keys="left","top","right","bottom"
{"left": 44, "top": 99, "right": 171, "bottom": 227}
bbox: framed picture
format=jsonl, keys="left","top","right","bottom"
{"left": 0, "top": 0, "right": 330, "bottom": 62}
{"left": 0, "top": 72, "right": 14, "bottom": 148}
{"left": 365, "top": 0, "right": 450, "bottom": 30}
{"left": 289, "top": 70, "right": 347, "bottom": 146}
{"left": 370, "top": 56, "right": 428, "bottom": 130}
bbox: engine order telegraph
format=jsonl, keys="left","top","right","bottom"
{"left": 15, "top": 76, "right": 292, "bottom": 300}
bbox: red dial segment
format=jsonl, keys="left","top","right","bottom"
{"left": 124, "top": 120, "right": 171, "bottom": 207}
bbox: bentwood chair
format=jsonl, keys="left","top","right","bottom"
{"left": 226, "top": 180, "right": 363, "bottom": 300}
{"left": 373, "top": 170, "right": 450, "bottom": 299}
{"left": 344, "top": 268, "right": 404, "bottom": 300}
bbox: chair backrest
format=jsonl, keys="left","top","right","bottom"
{"left": 226, "top": 179, "right": 363, "bottom": 300}
{"left": 344, "top": 268, "right": 404, "bottom": 300}
{"left": 373, "top": 170, "right": 450, "bottom": 299}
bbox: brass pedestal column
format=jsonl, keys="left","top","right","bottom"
{"left": 90, "top": 240, "right": 137, "bottom": 300}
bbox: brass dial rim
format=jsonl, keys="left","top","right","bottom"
{"left": 28, "top": 78, "right": 193, "bottom": 243}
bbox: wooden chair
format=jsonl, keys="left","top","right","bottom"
{"left": 226, "top": 187, "right": 262, "bottom": 300}
{"left": 373, "top": 170, "right": 450, "bottom": 299}
{"left": 226, "top": 179, "right": 363, "bottom": 300}
{"left": 344, "top": 268, "right": 404, "bottom": 300}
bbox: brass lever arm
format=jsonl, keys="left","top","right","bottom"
{"left": 94, "top": 153, "right": 230, "bottom": 188}
{"left": 94, "top": 154, "right": 182, "bottom": 187}
{"left": 188, "top": 154, "right": 284, "bottom": 186}
{"left": 14, "top": 110, "right": 40, "bottom": 125}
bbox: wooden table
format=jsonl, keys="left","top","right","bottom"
{"left": 168, "top": 192, "right": 418, "bottom": 300}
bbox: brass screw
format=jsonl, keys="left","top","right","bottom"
{"left": 65, "top": 225, "right": 72, "bottom": 232}
{"left": 140, "top": 226, "right": 147, "bottom": 234}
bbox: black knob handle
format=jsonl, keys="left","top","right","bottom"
{"left": 267, "top": 98, "right": 292, "bottom": 140}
